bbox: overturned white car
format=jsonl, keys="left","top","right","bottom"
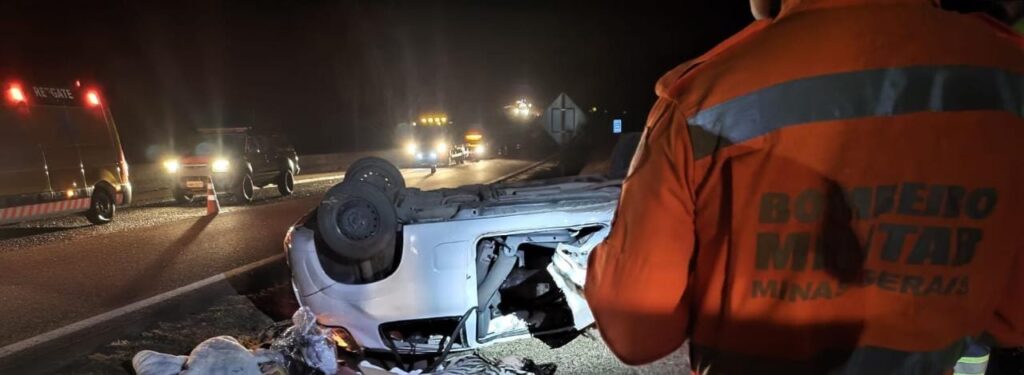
{"left": 285, "top": 157, "right": 620, "bottom": 366}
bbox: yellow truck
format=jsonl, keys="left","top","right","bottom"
{"left": 400, "top": 114, "right": 468, "bottom": 173}
{"left": 464, "top": 129, "right": 485, "bottom": 161}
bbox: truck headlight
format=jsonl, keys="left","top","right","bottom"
{"left": 211, "top": 158, "right": 231, "bottom": 173}
{"left": 405, "top": 142, "right": 418, "bottom": 155}
{"left": 163, "top": 159, "right": 180, "bottom": 173}
{"left": 435, "top": 142, "right": 447, "bottom": 153}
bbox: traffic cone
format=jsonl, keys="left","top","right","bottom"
{"left": 206, "top": 180, "right": 220, "bottom": 215}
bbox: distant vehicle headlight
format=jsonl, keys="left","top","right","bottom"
{"left": 475, "top": 145, "right": 485, "bottom": 155}
{"left": 405, "top": 142, "right": 418, "bottom": 155}
{"left": 428, "top": 151, "right": 438, "bottom": 160}
{"left": 163, "top": 159, "right": 180, "bottom": 173}
{"left": 416, "top": 152, "right": 424, "bottom": 160}
{"left": 435, "top": 141, "right": 447, "bottom": 153}
{"left": 211, "top": 158, "right": 231, "bottom": 173}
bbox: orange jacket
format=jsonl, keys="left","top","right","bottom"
{"left": 585, "top": 0, "right": 1024, "bottom": 373}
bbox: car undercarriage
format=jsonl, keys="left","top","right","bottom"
{"left": 285, "top": 157, "right": 620, "bottom": 368}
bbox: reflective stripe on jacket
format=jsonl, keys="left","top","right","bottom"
{"left": 585, "top": 0, "right": 1024, "bottom": 373}
{"left": 953, "top": 340, "right": 990, "bottom": 375}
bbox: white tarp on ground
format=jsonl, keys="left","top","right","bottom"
{"left": 133, "top": 307, "right": 336, "bottom": 375}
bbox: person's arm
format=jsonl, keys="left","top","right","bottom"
{"left": 987, "top": 248, "right": 1024, "bottom": 347}
{"left": 585, "top": 97, "right": 697, "bottom": 365}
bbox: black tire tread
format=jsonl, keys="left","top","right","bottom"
{"left": 277, "top": 170, "right": 295, "bottom": 196}
{"left": 86, "top": 188, "right": 115, "bottom": 225}
{"left": 233, "top": 174, "right": 255, "bottom": 204}
{"left": 344, "top": 157, "right": 405, "bottom": 200}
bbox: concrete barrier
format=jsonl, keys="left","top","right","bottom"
{"left": 293, "top": 148, "right": 403, "bottom": 175}
{"left": 129, "top": 149, "right": 402, "bottom": 194}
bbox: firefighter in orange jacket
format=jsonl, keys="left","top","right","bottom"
{"left": 585, "top": 0, "right": 1024, "bottom": 373}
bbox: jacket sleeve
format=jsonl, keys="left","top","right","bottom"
{"left": 987, "top": 247, "right": 1024, "bottom": 347}
{"left": 585, "top": 98, "right": 697, "bottom": 365}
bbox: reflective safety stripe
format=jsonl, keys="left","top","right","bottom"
{"left": 956, "top": 354, "right": 990, "bottom": 364}
{"left": 688, "top": 65, "right": 1024, "bottom": 148}
{"left": 953, "top": 361, "right": 988, "bottom": 375}
{"left": 0, "top": 198, "right": 92, "bottom": 223}
{"left": 953, "top": 349, "right": 989, "bottom": 375}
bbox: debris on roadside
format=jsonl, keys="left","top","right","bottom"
{"left": 132, "top": 307, "right": 334, "bottom": 375}
{"left": 357, "top": 352, "right": 556, "bottom": 375}
{"left": 267, "top": 306, "right": 339, "bottom": 375}
{"left": 133, "top": 336, "right": 265, "bottom": 375}
{"left": 131, "top": 306, "right": 555, "bottom": 375}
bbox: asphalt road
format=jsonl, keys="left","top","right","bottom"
{"left": 0, "top": 158, "right": 536, "bottom": 348}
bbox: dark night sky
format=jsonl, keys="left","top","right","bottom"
{"left": 0, "top": 1, "right": 750, "bottom": 161}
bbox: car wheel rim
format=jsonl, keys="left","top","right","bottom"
{"left": 286, "top": 173, "right": 294, "bottom": 192}
{"left": 357, "top": 170, "right": 393, "bottom": 191}
{"left": 96, "top": 194, "right": 113, "bottom": 220}
{"left": 337, "top": 198, "right": 379, "bottom": 241}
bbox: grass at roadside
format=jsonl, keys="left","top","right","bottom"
{"left": 58, "top": 290, "right": 289, "bottom": 375}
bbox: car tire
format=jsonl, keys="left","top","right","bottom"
{"left": 233, "top": 174, "right": 255, "bottom": 204}
{"left": 173, "top": 188, "right": 194, "bottom": 204}
{"left": 318, "top": 181, "right": 397, "bottom": 266}
{"left": 277, "top": 170, "right": 295, "bottom": 196}
{"left": 344, "top": 157, "right": 405, "bottom": 201}
{"left": 86, "top": 189, "right": 115, "bottom": 225}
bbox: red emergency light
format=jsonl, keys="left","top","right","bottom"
{"left": 6, "top": 84, "right": 26, "bottom": 105}
{"left": 85, "top": 90, "right": 101, "bottom": 107}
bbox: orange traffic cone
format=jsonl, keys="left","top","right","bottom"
{"left": 206, "top": 180, "right": 220, "bottom": 215}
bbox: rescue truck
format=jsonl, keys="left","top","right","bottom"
{"left": 0, "top": 80, "right": 131, "bottom": 225}
{"left": 400, "top": 114, "right": 467, "bottom": 173}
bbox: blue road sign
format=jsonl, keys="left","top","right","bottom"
{"left": 612, "top": 118, "right": 622, "bottom": 134}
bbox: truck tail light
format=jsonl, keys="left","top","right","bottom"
{"left": 85, "top": 90, "right": 101, "bottom": 107}
{"left": 7, "top": 84, "right": 26, "bottom": 105}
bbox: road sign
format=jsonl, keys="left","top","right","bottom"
{"left": 542, "top": 93, "right": 586, "bottom": 145}
{"left": 612, "top": 119, "right": 622, "bottom": 134}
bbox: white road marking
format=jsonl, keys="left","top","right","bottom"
{"left": 0, "top": 255, "right": 284, "bottom": 360}
{"left": 294, "top": 173, "right": 344, "bottom": 185}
